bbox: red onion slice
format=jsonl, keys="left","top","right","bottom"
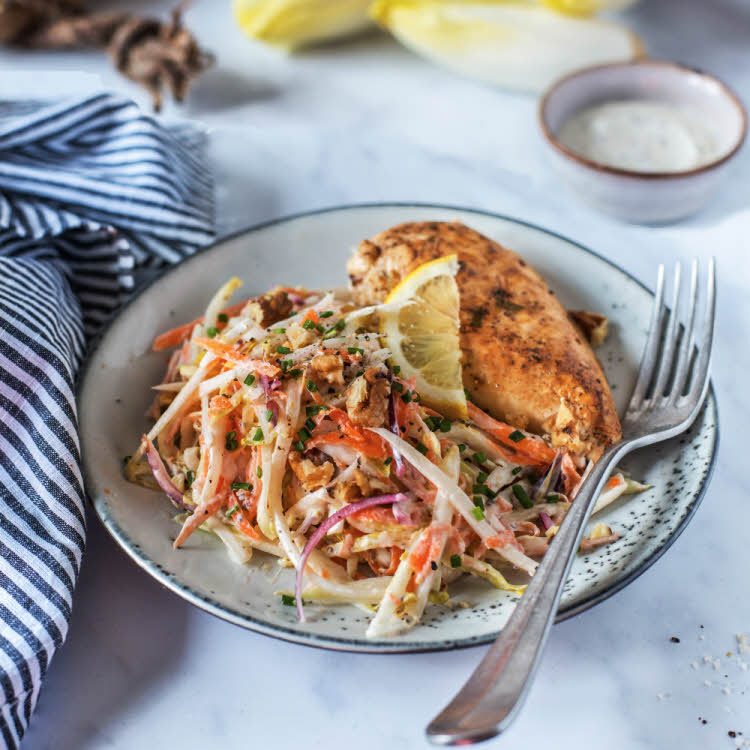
{"left": 142, "top": 435, "right": 190, "bottom": 510}
{"left": 391, "top": 498, "right": 426, "bottom": 527}
{"left": 295, "top": 492, "right": 409, "bottom": 621}
{"left": 538, "top": 511, "right": 553, "bottom": 531}
{"left": 268, "top": 400, "right": 279, "bottom": 427}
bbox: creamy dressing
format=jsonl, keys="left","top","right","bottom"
{"left": 556, "top": 100, "right": 721, "bottom": 173}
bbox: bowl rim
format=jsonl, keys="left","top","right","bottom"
{"left": 538, "top": 59, "right": 747, "bottom": 180}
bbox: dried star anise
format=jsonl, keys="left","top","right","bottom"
{"left": 0, "top": 1, "right": 213, "bottom": 111}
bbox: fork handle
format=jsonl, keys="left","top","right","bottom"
{"left": 426, "top": 442, "right": 627, "bottom": 746}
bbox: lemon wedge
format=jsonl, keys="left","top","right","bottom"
{"left": 380, "top": 255, "right": 466, "bottom": 420}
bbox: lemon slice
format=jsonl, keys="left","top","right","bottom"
{"left": 380, "top": 255, "right": 466, "bottom": 420}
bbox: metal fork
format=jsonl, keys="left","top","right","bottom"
{"left": 426, "top": 259, "right": 716, "bottom": 746}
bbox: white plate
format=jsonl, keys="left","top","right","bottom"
{"left": 78, "top": 204, "right": 718, "bottom": 653}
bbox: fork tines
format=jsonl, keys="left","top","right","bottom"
{"left": 631, "top": 258, "right": 715, "bottom": 409}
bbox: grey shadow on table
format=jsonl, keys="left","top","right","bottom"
{"left": 186, "top": 68, "right": 282, "bottom": 115}
{"left": 25, "top": 505, "right": 191, "bottom": 750}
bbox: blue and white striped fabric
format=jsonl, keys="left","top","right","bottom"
{"left": 0, "top": 93, "right": 214, "bottom": 748}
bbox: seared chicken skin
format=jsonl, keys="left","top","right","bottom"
{"left": 347, "top": 221, "right": 621, "bottom": 461}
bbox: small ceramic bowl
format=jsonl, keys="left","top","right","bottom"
{"left": 539, "top": 60, "right": 746, "bottom": 223}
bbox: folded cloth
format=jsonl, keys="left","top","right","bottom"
{"left": 0, "top": 93, "right": 214, "bottom": 748}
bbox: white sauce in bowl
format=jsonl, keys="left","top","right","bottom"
{"left": 556, "top": 100, "right": 721, "bottom": 173}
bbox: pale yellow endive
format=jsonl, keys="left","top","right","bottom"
{"left": 233, "top": 0, "right": 644, "bottom": 94}
{"left": 370, "top": 0, "right": 644, "bottom": 92}
{"left": 233, "top": 0, "right": 373, "bottom": 50}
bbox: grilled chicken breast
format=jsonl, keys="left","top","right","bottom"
{"left": 347, "top": 221, "right": 621, "bottom": 461}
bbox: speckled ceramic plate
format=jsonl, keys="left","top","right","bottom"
{"left": 79, "top": 204, "right": 718, "bottom": 653}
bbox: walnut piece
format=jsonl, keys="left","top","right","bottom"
{"left": 309, "top": 353, "right": 344, "bottom": 386}
{"left": 245, "top": 289, "right": 293, "bottom": 329}
{"left": 333, "top": 468, "right": 370, "bottom": 504}
{"left": 288, "top": 452, "right": 334, "bottom": 493}
{"left": 568, "top": 310, "right": 609, "bottom": 347}
{"left": 345, "top": 367, "right": 390, "bottom": 428}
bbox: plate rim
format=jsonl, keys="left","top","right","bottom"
{"left": 78, "top": 201, "right": 719, "bottom": 653}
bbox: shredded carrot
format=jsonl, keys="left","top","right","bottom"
{"left": 301, "top": 308, "right": 319, "bottom": 325}
{"left": 152, "top": 300, "right": 250, "bottom": 351}
{"left": 384, "top": 546, "right": 402, "bottom": 576}
{"left": 467, "top": 402, "right": 556, "bottom": 465}
{"left": 408, "top": 524, "right": 451, "bottom": 584}
{"left": 607, "top": 475, "right": 625, "bottom": 490}
{"left": 485, "top": 529, "right": 517, "bottom": 550}
{"left": 308, "top": 407, "right": 390, "bottom": 459}
{"left": 193, "top": 338, "right": 279, "bottom": 375}
{"left": 561, "top": 453, "right": 581, "bottom": 495}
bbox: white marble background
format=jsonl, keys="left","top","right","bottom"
{"left": 2, "top": 0, "right": 749, "bottom": 747}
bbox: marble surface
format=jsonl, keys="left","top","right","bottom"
{"left": 2, "top": 0, "right": 749, "bottom": 747}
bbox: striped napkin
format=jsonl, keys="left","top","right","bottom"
{"left": 0, "top": 93, "right": 214, "bottom": 748}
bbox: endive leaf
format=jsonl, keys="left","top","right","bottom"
{"left": 234, "top": 0, "right": 372, "bottom": 50}
{"left": 371, "top": 1, "right": 644, "bottom": 93}
{"left": 540, "top": 0, "right": 641, "bottom": 16}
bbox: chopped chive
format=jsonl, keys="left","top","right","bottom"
{"left": 252, "top": 427, "right": 264, "bottom": 442}
{"left": 415, "top": 442, "right": 428, "bottom": 455}
{"left": 273, "top": 327, "right": 287, "bottom": 334}
{"left": 293, "top": 440, "right": 305, "bottom": 452}
{"left": 384, "top": 457, "right": 393, "bottom": 466}
{"left": 546, "top": 494, "right": 560, "bottom": 503}
{"left": 217, "top": 313, "right": 229, "bottom": 323}
{"left": 464, "top": 388, "right": 473, "bottom": 403}
{"left": 186, "top": 470, "right": 195, "bottom": 487}
{"left": 472, "top": 452, "right": 487, "bottom": 465}
{"left": 477, "top": 471, "right": 488, "bottom": 484}
{"left": 306, "top": 380, "right": 317, "bottom": 393}
{"left": 231, "top": 482, "right": 252, "bottom": 491}
{"left": 276, "top": 345, "right": 291, "bottom": 354}
{"left": 401, "top": 390, "right": 412, "bottom": 404}
{"left": 281, "top": 359, "right": 292, "bottom": 372}
{"left": 206, "top": 326, "right": 219, "bottom": 338}
{"left": 305, "top": 404, "right": 328, "bottom": 416}
{"left": 412, "top": 392, "right": 421, "bottom": 403}
{"left": 471, "top": 506, "right": 485, "bottom": 520}
{"left": 244, "top": 373, "right": 255, "bottom": 386}
{"left": 304, "top": 417, "right": 316, "bottom": 432}
{"left": 511, "top": 466, "right": 522, "bottom": 475}
{"left": 512, "top": 484, "right": 533, "bottom": 509}
{"left": 348, "top": 347, "right": 364, "bottom": 356}
{"left": 450, "top": 554, "right": 462, "bottom": 568}
{"left": 265, "top": 409, "right": 274, "bottom": 421}
{"left": 281, "top": 594, "right": 296, "bottom": 606}
{"left": 257, "top": 466, "right": 263, "bottom": 479}
{"left": 225, "top": 503, "right": 241, "bottom": 517}
{"left": 508, "top": 430, "right": 525, "bottom": 443}
{"left": 473, "top": 496, "right": 484, "bottom": 509}
{"left": 425, "top": 416, "right": 440, "bottom": 431}
{"left": 289, "top": 368, "right": 303, "bottom": 378}
{"left": 297, "top": 427, "right": 312, "bottom": 443}
{"left": 439, "top": 418, "right": 451, "bottom": 432}
{"left": 458, "top": 443, "right": 467, "bottom": 452}
{"left": 392, "top": 365, "right": 401, "bottom": 375}
{"left": 392, "top": 381, "right": 404, "bottom": 393}
{"left": 319, "top": 310, "right": 334, "bottom": 318}
{"left": 302, "top": 319, "right": 316, "bottom": 330}
{"left": 315, "top": 323, "right": 325, "bottom": 334}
